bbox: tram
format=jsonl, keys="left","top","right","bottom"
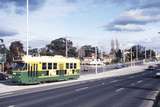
{"left": 12, "top": 55, "right": 80, "bottom": 84}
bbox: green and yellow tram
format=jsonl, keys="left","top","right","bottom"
{"left": 12, "top": 55, "right": 80, "bottom": 84}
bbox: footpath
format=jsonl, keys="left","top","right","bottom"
{"left": 0, "top": 64, "right": 149, "bottom": 94}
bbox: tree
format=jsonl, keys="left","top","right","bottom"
{"left": 81, "top": 45, "right": 96, "bottom": 57}
{"left": 145, "top": 49, "right": 156, "bottom": 59}
{"left": 29, "top": 48, "right": 39, "bottom": 56}
{"left": 9, "top": 41, "right": 25, "bottom": 61}
{"left": 125, "top": 45, "right": 156, "bottom": 62}
{"left": 115, "top": 49, "right": 123, "bottom": 62}
{"left": 44, "top": 38, "right": 77, "bottom": 57}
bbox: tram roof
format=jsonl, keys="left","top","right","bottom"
{"left": 22, "top": 55, "right": 79, "bottom": 63}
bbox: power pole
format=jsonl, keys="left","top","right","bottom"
{"left": 95, "top": 47, "right": 98, "bottom": 74}
{"left": 26, "top": 0, "right": 29, "bottom": 56}
{"left": 145, "top": 48, "right": 147, "bottom": 62}
{"left": 123, "top": 49, "right": 125, "bottom": 63}
{"left": 136, "top": 45, "right": 138, "bottom": 61}
{"left": 65, "top": 38, "right": 68, "bottom": 57}
{"left": 150, "top": 49, "right": 152, "bottom": 60}
{"left": 131, "top": 47, "right": 133, "bottom": 67}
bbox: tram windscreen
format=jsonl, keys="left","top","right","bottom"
{"left": 13, "top": 62, "right": 27, "bottom": 71}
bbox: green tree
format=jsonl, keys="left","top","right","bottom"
{"left": 115, "top": 49, "right": 123, "bottom": 62}
{"left": 9, "top": 41, "right": 25, "bottom": 61}
{"left": 29, "top": 48, "right": 39, "bottom": 56}
{"left": 81, "top": 45, "right": 97, "bottom": 57}
{"left": 44, "top": 38, "right": 77, "bottom": 57}
{"left": 125, "top": 45, "right": 156, "bottom": 62}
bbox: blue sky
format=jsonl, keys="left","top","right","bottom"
{"left": 0, "top": 0, "right": 160, "bottom": 52}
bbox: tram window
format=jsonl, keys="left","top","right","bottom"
{"left": 74, "top": 63, "right": 77, "bottom": 69}
{"left": 42, "top": 63, "right": 47, "bottom": 70}
{"left": 13, "top": 62, "right": 27, "bottom": 71}
{"left": 53, "top": 63, "right": 57, "bottom": 69}
{"left": 48, "top": 63, "right": 52, "bottom": 69}
{"left": 70, "top": 63, "right": 73, "bottom": 69}
{"left": 66, "top": 63, "right": 69, "bottom": 69}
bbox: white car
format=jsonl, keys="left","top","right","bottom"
{"left": 156, "top": 72, "right": 160, "bottom": 77}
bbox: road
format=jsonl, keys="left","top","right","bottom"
{"left": 0, "top": 69, "right": 160, "bottom": 107}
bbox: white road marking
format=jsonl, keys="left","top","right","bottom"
{"left": 110, "top": 80, "right": 119, "bottom": 83}
{"left": 8, "top": 105, "right": 15, "bottom": 107}
{"left": 75, "top": 87, "right": 89, "bottom": 92}
{"left": 129, "top": 76, "right": 135, "bottom": 78}
{"left": 137, "top": 80, "right": 143, "bottom": 84}
{"left": 115, "top": 88, "right": 124, "bottom": 92}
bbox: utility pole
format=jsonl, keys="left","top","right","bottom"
{"left": 95, "top": 47, "right": 98, "bottom": 74}
{"left": 26, "top": 0, "right": 29, "bottom": 56}
{"left": 123, "top": 49, "right": 125, "bottom": 63}
{"left": 65, "top": 38, "right": 68, "bottom": 57}
{"left": 145, "top": 48, "right": 147, "bottom": 62}
{"left": 150, "top": 49, "right": 152, "bottom": 60}
{"left": 136, "top": 45, "right": 138, "bottom": 61}
{"left": 131, "top": 47, "right": 133, "bottom": 67}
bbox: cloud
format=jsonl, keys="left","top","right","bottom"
{"left": 0, "top": 0, "right": 46, "bottom": 14}
{"left": 105, "top": 8, "right": 160, "bottom": 32}
{"left": 0, "top": 28, "right": 18, "bottom": 37}
{"left": 106, "top": 24, "right": 144, "bottom": 32}
{"left": 103, "top": 0, "right": 160, "bottom": 32}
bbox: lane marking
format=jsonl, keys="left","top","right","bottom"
{"left": 110, "top": 80, "right": 119, "bottom": 83}
{"left": 8, "top": 105, "right": 15, "bottom": 107}
{"left": 128, "top": 76, "right": 135, "bottom": 79}
{"left": 137, "top": 80, "right": 143, "bottom": 84}
{"left": 75, "top": 87, "right": 89, "bottom": 92}
{"left": 115, "top": 88, "right": 124, "bottom": 92}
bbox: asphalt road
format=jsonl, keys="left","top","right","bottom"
{"left": 0, "top": 69, "right": 160, "bottom": 107}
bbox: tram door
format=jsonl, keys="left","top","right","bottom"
{"left": 59, "top": 63, "right": 65, "bottom": 79}
{"left": 28, "top": 64, "right": 36, "bottom": 79}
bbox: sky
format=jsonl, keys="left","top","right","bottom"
{"left": 0, "top": 0, "right": 160, "bottom": 52}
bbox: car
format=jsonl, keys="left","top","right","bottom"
{"left": 115, "top": 63, "right": 123, "bottom": 69}
{"left": 155, "top": 72, "right": 160, "bottom": 77}
{"left": 148, "top": 65, "right": 155, "bottom": 70}
{"left": 0, "top": 72, "right": 9, "bottom": 80}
